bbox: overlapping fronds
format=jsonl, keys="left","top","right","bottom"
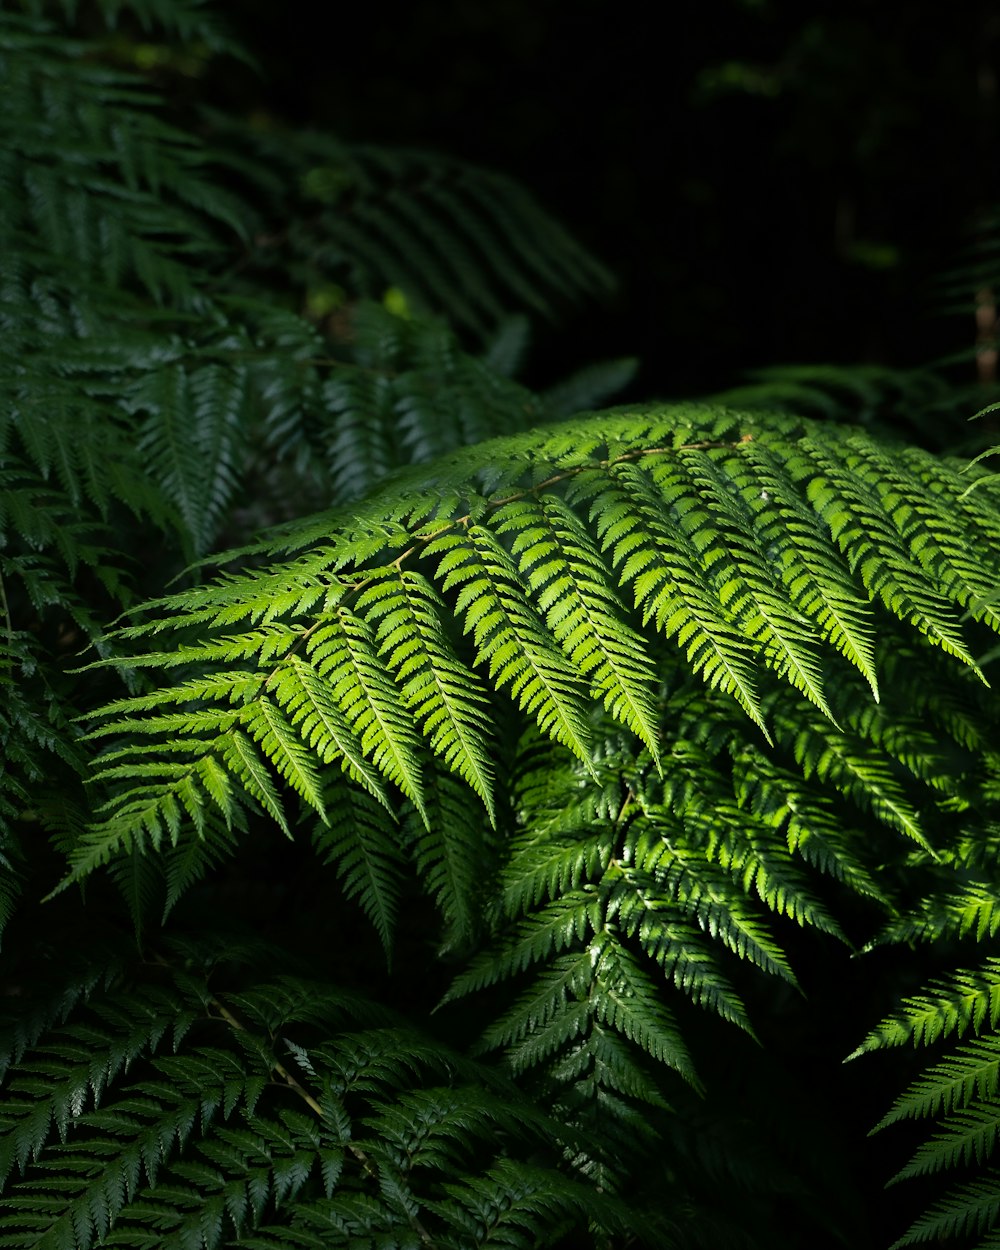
{"left": 445, "top": 643, "right": 992, "bottom": 1110}
{"left": 74, "top": 406, "right": 1000, "bottom": 883}
{"left": 1, "top": 16, "right": 248, "bottom": 312}
{"left": 0, "top": 940, "right": 628, "bottom": 1250}
{"left": 2, "top": 7, "right": 577, "bottom": 585}
{"left": 0, "top": 6, "right": 267, "bottom": 582}
{"left": 211, "top": 122, "right": 615, "bottom": 338}
{"left": 52, "top": 406, "right": 1000, "bottom": 1163}
{"left": 0, "top": 0, "right": 620, "bottom": 968}
{"left": 8, "top": 3, "right": 1000, "bottom": 1246}
{"left": 856, "top": 959, "right": 1000, "bottom": 1248}
{"left": 850, "top": 741, "right": 1000, "bottom": 1245}
{"left": 249, "top": 299, "right": 551, "bottom": 510}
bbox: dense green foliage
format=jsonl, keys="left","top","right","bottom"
{"left": 5, "top": 4, "right": 1000, "bottom": 1247}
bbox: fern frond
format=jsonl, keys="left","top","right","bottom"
{"left": 310, "top": 782, "right": 402, "bottom": 954}
{"left": 424, "top": 1156, "right": 624, "bottom": 1248}
{"left": 500, "top": 827, "right": 615, "bottom": 919}
{"left": 877, "top": 1037, "right": 1000, "bottom": 1129}
{"left": 209, "top": 124, "right": 613, "bottom": 338}
{"left": 667, "top": 447, "right": 835, "bottom": 719}
{"left": 801, "top": 438, "right": 985, "bottom": 673}
{"left": 862, "top": 914, "right": 1000, "bottom": 1246}
{"left": 849, "top": 959, "right": 1000, "bottom": 1057}
{"left": 316, "top": 304, "right": 550, "bottom": 506}
{"left": 777, "top": 704, "right": 929, "bottom": 849}
{"left": 630, "top": 835, "right": 799, "bottom": 986}
{"left": 241, "top": 697, "right": 328, "bottom": 821}
{"left": 590, "top": 939, "right": 701, "bottom": 1083}
{"left": 614, "top": 901, "right": 753, "bottom": 1033}
{"left": 446, "top": 891, "right": 606, "bottom": 1000}
{"left": 9, "top": 8, "right": 1000, "bottom": 1246}
{"left": 429, "top": 524, "right": 595, "bottom": 766}
{"left": 891, "top": 1102, "right": 1000, "bottom": 1181}
{"left": 735, "top": 439, "right": 881, "bottom": 696}
{"left": 402, "top": 770, "right": 493, "bottom": 951}
{"left": 580, "top": 459, "right": 767, "bottom": 733}
{"left": 476, "top": 928, "right": 697, "bottom": 1091}
{"left": 872, "top": 880, "right": 1000, "bottom": 949}
{"left": 729, "top": 739, "right": 890, "bottom": 904}
{"left": 543, "top": 357, "right": 639, "bottom": 418}
{"left": 497, "top": 493, "right": 661, "bottom": 758}
{"left": 710, "top": 361, "right": 959, "bottom": 449}
{"left": 886, "top": 1175, "right": 1000, "bottom": 1248}
{"left": 309, "top": 607, "right": 428, "bottom": 821}
{"left": 130, "top": 361, "right": 248, "bottom": 557}
{"left": 71, "top": 409, "right": 1000, "bottom": 1155}
{"left": 0, "top": 946, "right": 620, "bottom": 1250}
{"left": 358, "top": 569, "right": 495, "bottom": 816}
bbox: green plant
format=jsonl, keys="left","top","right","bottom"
{"left": 5, "top": 4, "right": 1000, "bottom": 1248}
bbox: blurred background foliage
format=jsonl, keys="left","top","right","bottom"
{"left": 190, "top": 0, "right": 1000, "bottom": 409}
{"left": 87, "top": 0, "right": 1000, "bottom": 445}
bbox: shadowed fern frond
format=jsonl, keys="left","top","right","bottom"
{"left": 857, "top": 958, "right": 1000, "bottom": 1247}
{"left": 211, "top": 122, "right": 615, "bottom": 338}
{"left": 0, "top": 938, "right": 630, "bottom": 1250}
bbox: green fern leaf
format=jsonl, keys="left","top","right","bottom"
{"left": 240, "top": 697, "right": 327, "bottom": 821}
{"left": 802, "top": 438, "right": 985, "bottom": 674}
{"left": 629, "top": 828, "right": 799, "bottom": 987}
{"left": 358, "top": 569, "right": 494, "bottom": 817}
{"left": 877, "top": 1037, "right": 1000, "bottom": 1129}
{"left": 892, "top": 1102, "right": 1000, "bottom": 1181}
{"left": 311, "top": 781, "right": 404, "bottom": 953}
{"left": 308, "top": 608, "right": 427, "bottom": 821}
{"left": 271, "top": 656, "right": 391, "bottom": 808}
{"left": 429, "top": 525, "right": 594, "bottom": 767}
{"left": 668, "top": 448, "right": 835, "bottom": 719}
{"left": 590, "top": 939, "right": 701, "bottom": 1084}
{"left": 887, "top": 1176, "right": 1000, "bottom": 1249}
{"left": 582, "top": 458, "right": 767, "bottom": 732}
{"left": 498, "top": 495, "right": 661, "bottom": 760}
{"left": 849, "top": 959, "right": 1000, "bottom": 1057}
{"left": 402, "top": 770, "right": 491, "bottom": 950}
{"left": 613, "top": 900, "right": 753, "bottom": 1034}
{"left": 220, "top": 729, "right": 289, "bottom": 836}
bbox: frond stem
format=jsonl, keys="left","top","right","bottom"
{"left": 204, "top": 990, "right": 437, "bottom": 1247}
{"left": 258, "top": 436, "right": 750, "bottom": 701}
{"left": 483, "top": 437, "right": 749, "bottom": 511}
{"left": 146, "top": 951, "right": 434, "bottom": 1243}
{"left": 0, "top": 567, "right": 11, "bottom": 643}
{"left": 613, "top": 787, "right": 635, "bottom": 830}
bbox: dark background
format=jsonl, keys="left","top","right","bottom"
{"left": 219, "top": 0, "right": 999, "bottom": 398}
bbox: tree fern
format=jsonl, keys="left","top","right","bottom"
{"left": 46, "top": 405, "right": 997, "bottom": 1200}
{"left": 0, "top": 938, "right": 628, "bottom": 1250}
{"left": 7, "top": 2, "right": 1000, "bottom": 1246}
{"left": 210, "top": 121, "right": 615, "bottom": 339}
{"left": 72, "top": 408, "right": 1000, "bottom": 879}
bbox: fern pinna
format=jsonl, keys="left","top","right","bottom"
{"left": 0, "top": 0, "right": 609, "bottom": 954}
{"left": 54, "top": 407, "right": 1000, "bottom": 1243}
{"left": 7, "top": 1, "right": 1000, "bottom": 1246}
{"left": 0, "top": 933, "right": 628, "bottom": 1250}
